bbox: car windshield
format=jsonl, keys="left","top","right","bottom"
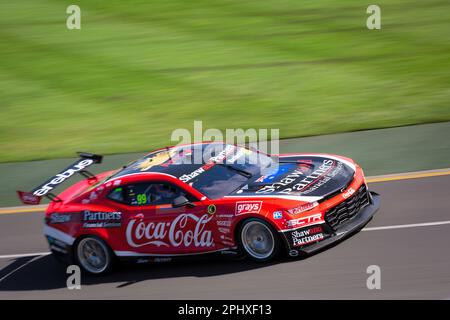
{"left": 189, "top": 165, "right": 249, "bottom": 199}
{"left": 186, "top": 144, "right": 273, "bottom": 199}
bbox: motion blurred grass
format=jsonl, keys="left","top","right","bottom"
{"left": 0, "top": 0, "right": 449, "bottom": 162}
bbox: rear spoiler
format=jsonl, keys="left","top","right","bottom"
{"left": 17, "top": 152, "right": 103, "bottom": 205}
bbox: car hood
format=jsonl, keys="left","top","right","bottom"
{"left": 231, "top": 155, "right": 355, "bottom": 201}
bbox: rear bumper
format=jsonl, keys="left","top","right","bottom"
{"left": 282, "top": 191, "right": 380, "bottom": 256}
{"left": 43, "top": 225, "right": 75, "bottom": 265}
{"left": 46, "top": 236, "right": 74, "bottom": 264}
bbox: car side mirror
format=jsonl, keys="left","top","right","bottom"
{"left": 172, "top": 195, "right": 196, "bottom": 208}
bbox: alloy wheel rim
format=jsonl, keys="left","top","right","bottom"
{"left": 77, "top": 238, "right": 109, "bottom": 274}
{"left": 241, "top": 221, "right": 275, "bottom": 259}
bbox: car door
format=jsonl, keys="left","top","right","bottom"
{"left": 112, "top": 181, "right": 218, "bottom": 255}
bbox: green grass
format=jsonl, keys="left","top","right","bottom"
{"left": 0, "top": 0, "right": 449, "bottom": 162}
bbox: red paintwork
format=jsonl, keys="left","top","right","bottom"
{"left": 44, "top": 148, "right": 367, "bottom": 258}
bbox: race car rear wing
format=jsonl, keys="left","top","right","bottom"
{"left": 17, "top": 152, "right": 103, "bottom": 205}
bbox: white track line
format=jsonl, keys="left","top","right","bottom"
{"left": 0, "top": 254, "right": 47, "bottom": 283}
{"left": 0, "top": 252, "right": 51, "bottom": 259}
{"left": 362, "top": 220, "right": 450, "bottom": 231}
{"left": 2, "top": 221, "right": 450, "bottom": 259}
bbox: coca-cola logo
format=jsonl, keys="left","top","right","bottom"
{"left": 126, "top": 214, "right": 214, "bottom": 248}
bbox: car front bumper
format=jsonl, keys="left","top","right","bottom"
{"left": 281, "top": 191, "right": 380, "bottom": 257}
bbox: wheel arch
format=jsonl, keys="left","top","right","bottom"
{"left": 233, "top": 215, "right": 287, "bottom": 253}
{"left": 71, "top": 232, "right": 117, "bottom": 263}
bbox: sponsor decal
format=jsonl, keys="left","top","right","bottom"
{"left": 33, "top": 159, "right": 94, "bottom": 197}
{"left": 235, "top": 201, "right": 262, "bottom": 215}
{"left": 218, "top": 227, "right": 231, "bottom": 234}
{"left": 343, "top": 187, "right": 355, "bottom": 199}
{"left": 288, "top": 249, "right": 299, "bottom": 257}
{"left": 135, "top": 258, "right": 173, "bottom": 264}
{"left": 135, "top": 150, "right": 177, "bottom": 171}
{"left": 220, "top": 235, "right": 234, "bottom": 242}
{"left": 273, "top": 211, "right": 283, "bottom": 219}
{"left": 216, "top": 214, "right": 233, "bottom": 219}
{"left": 178, "top": 145, "right": 237, "bottom": 183}
{"left": 256, "top": 168, "right": 305, "bottom": 194}
{"left": 137, "top": 258, "right": 149, "bottom": 264}
{"left": 286, "top": 213, "right": 323, "bottom": 228}
{"left": 207, "top": 204, "right": 216, "bottom": 215}
{"left": 287, "top": 201, "right": 318, "bottom": 215}
{"left": 209, "top": 144, "right": 235, "bottom": 164}
{"left": 216, "top": 220, "right": 232, "bottom": 227}
{"left": 50, "top": 213, "right": 72, "bottom": 224}
{"left": 83, "top": 221, "right": 122, "bottom": 228}
{"left": 255, "top": 163, "right": 296, "bottom": 183}
{"left": 154, "top": 257, "right": 172, "bottom": 263}
{"left": 179, "top": 167, "right": 205, "bottom": 183}
{"left": 17, "top": 191, "right": 41, "bottom": 205}
{"left": 83, "top": 211, "right": 121, "bottom": 221}
{"left": 82, "top": 211, "right": 122, "bottom": 228}
{"left": 126, "top": 213, "right": 214, "bottom": 248}
{"left": 255, "top": 159, "right": 338, "bottom": 195}
{"left": 221, "top": 250, "right": 238, "bottom": 255}
{"left": 291, "top": 226, "right": 324, "bottom": 247}
{"left": 301, "top": 162, "right": 344, "bottom": 195}
{"left": 222, "top": 240, "right": 235, "bottom": 246}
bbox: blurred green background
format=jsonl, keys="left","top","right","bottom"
{"left": 1, "top": 0, "right": 449, "bottom": 163}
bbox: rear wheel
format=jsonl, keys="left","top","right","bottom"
{"left": 238, "top": 218, "right": 280, "bottom": 262}
{"left": 74, "top": 236, "right": 114, "bottom": 275}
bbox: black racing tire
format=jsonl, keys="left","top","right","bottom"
{"left": 237, "top": 218, "right": 281, "bottom": 262}
{"left": 74, "top": 235, "right": 115, "bottom": 275}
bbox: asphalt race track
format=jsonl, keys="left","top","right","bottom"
{"left": 0, "top": 174, "right": 449, "bottom": 299}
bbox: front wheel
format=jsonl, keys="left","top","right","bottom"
{"left": 74, "top": 236, "right": 114, "bottom": 275}
{"left": 238, "top": 218, "right": 281, "bottom": 262}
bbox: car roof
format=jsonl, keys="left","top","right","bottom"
{"left": 108, "top": 142, "right": 240, "bottom": 182}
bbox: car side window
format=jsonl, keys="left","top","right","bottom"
{"left": 108, "top": 182, "right": 187, "bottom": 206}
{"left": 108, "top": 186, "right": 125, "bottom": 203}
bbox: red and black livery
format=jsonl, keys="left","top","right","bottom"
{"left": 18, "top": 143, "right": 380, "bottom": 274}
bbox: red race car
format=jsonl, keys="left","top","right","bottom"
{"left": 18, "top": 143, "right": 380, "bottom": 275}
